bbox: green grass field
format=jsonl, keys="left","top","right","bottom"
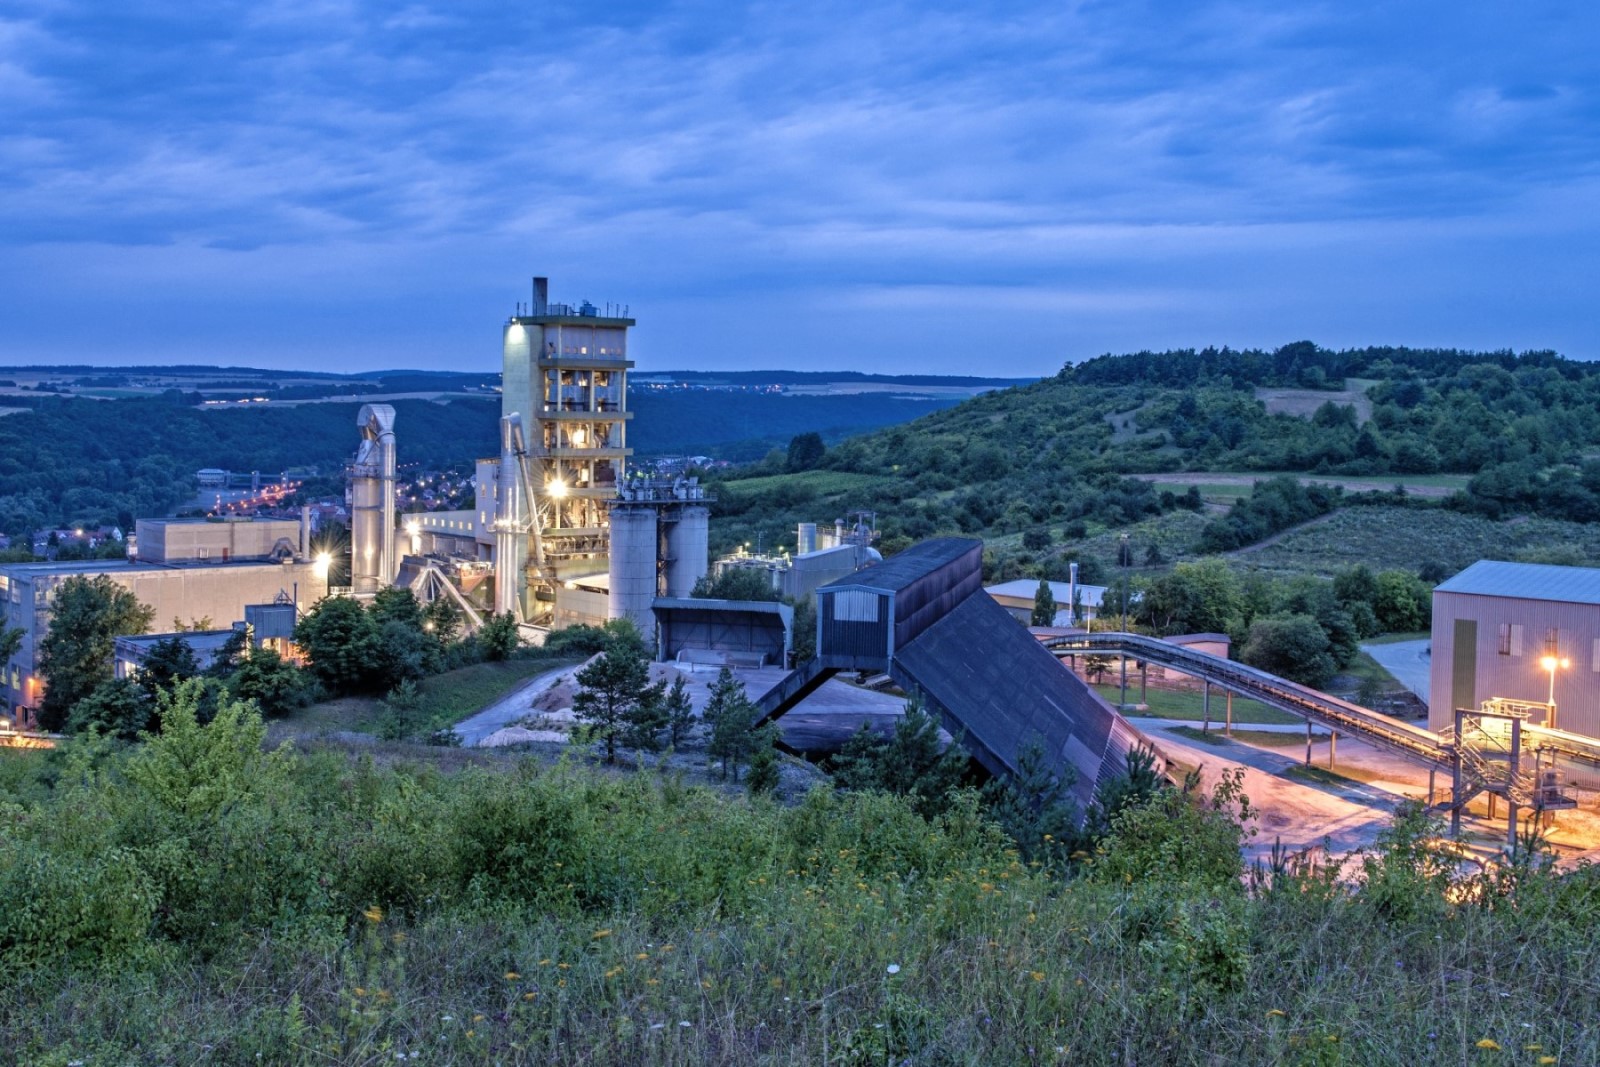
{"left": 1090, "top": 683, "right": 1300, "bottom": 725}
{"left": 717, "top": 470, "right": 892, "bottom": 496}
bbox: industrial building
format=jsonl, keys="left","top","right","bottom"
{"left": 1430, "top": 560, "right": 1600, "bottom": 740}
{"left": 711, "top": 515, "right": 883, "bottom": 603}
{"left": 986, "top": 577, "right": 1108, "bottom": 628}
{"left": 1, "top": 515, "right": 328, "bottom": 729}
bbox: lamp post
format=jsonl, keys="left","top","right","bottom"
{"left": 1540, "top": 654, "right": 1570, "bottom": 729}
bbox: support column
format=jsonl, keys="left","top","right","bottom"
{"left": 1226, "top": 691, "right": 1233, "bottom": 737}
{"left": 1305, "top": 719, "right": 1313, "bottom": 767}
{"left": 1119, "top": 655, "right": 1128, "bottom": 709}
{"left": 1202, "top": 680, "right": 1211, "bottom": 734}
{"left": 1328, "top": 731, "right": 1337, "bottom": 769}
{"left": 1140, "top": 662, "right": 1147, "bottom": 705}
{"left": 1508, "top": 716, "right": 1522, "bottom": 849}
{"left": 1428, "top": 765, "right": 1436, "bottom": 807}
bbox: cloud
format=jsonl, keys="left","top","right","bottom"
{"left": 0, "top": 0, "right": 1596, "bottom": 370}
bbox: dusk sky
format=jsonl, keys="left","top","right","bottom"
{"left": 2, "top": 1, "right": 1596, "bottom": 377}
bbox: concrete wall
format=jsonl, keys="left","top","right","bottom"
{"left": 136, "top": 519, "right": 301, "bottom": 563}
{"left": 1430, "top": 590, "right": 1600, "bottom": 738}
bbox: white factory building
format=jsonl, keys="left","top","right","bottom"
{"left": 2, "top": 515, "right": 328, "bottom": 730}
{"left": 1430, "top": 560, "right": 1600, "bottom": 740}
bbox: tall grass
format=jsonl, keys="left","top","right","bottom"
{"left": 2, "top": 710, "right": 1599, "bottom": 1065}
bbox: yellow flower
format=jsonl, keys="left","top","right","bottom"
{"left": 523, "top": 992, "right": 537, "bottom": 1001}
{"left": 504, "top": 971, "right": 521, "bottom": 980}
{"left": 592, "top": 928, "right": 612, "bottom": 939}
{"left": 538, "top": 959, "right": 551, "bottom": 966}
{"left": 353, "top": 987, "right": 367, "bottom": 998}
{"left": 635, "top": 953, "right": 650, "bottom": 960}
{"left": 363, "top": 905, "right": 384, "bottom": 923}
{"left": 1476, "top": 1038, "right": 1501, "bottom": 1050}
{"left": 558, "top": 963, "right": 571, "bottom": 970}
{"left": 1537, "top": 1058, "right": 1555, "bottom": 1065}
{"left": 473, "top": 1014, "right": 485, "bottom": 1023}
{"left": 1266, "top": 1009, "right": 1285, "bottom": 1018}
{"left": 1029, "top": 971, "right": 1046, "bottom": 982}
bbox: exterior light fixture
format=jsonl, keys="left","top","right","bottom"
{"left": 548, "top": 479, "right": 568, "bottom": 499}
{"left": 1540, "top": 654, "right": 1571, "bottom": 729}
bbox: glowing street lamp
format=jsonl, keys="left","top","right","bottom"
{"left": 1540, "top": 654, "right": 1570, "bottom": 729}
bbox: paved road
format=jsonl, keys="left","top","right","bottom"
{"left": 1361, "top": 638, "right": 1431, "bottom": 702}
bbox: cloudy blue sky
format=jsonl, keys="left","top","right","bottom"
{"left": 2, "top": 0, "right": 1596, "bottom": 376}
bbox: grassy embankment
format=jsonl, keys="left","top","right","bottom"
{"left": 3, "top": 724, "right": 1599, "bottom": 1065}
{"left": 273, "top": 658, "right": 577, "bottom": 742}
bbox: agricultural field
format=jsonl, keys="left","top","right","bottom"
{"left": 1240, "top": 505, "right": 1600, "bottom": 578}
{"left": 1132, "top": 471, "right": 1471, "bottom": 507}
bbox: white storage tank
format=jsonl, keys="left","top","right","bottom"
{"left": 664, "top": 504, "right": 710, "bottom": 598}
{"left": 608, "top": 504, "right": 659, "bottom": 630}
{"left": 797, "top": 522, "right": 817, "bottom": 555}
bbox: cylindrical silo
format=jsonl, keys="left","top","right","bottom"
{"left": 608, "top": 504, "right": 659, "bottom": 629}
{"left": 797, "top": 522, "right": 816, "bottom": 555}
{"left": 350, "top": 473, "right": 382, "bottom": 593}
{"left": 664, "top": 504, "right": 710, "bottom": 598}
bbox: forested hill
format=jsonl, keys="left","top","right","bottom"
{"left": 709, "top": 342, "right": 1600, "bottom": 560}
{"left": 0, "top": 389, "right": 961, "bottom": 534}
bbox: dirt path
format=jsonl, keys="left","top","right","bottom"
{"left": 452, "top": 665, "right": 578, "bottom": 746}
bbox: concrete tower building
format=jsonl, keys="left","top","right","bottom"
{"left": 501, "top": 278, "right": 634, "bottom": 619}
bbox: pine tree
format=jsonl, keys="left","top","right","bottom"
{"left": 573, "top": 642, "right": 664, "bottom": 765}
{"left": 982, "top": 741, "right": 1081, "bottom": 869}
{"left": 705, "top": 667, "right": 757, "bottom": 781}
{"left": 661, "top": 676, "right": 695, "bottom": 747}
{"left": 745, "top": 723, "right": 781, "bottom": 796}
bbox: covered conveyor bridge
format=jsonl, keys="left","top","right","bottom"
{"left": 1042, "top": 632, "right": 1454, "bottom": 768}
{"left": 753, "top": 538, "right": 1166, "bottom": 812}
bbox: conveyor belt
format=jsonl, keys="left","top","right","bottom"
{"left": 1042, "top": 632, "right": 1454, "bottom": 768}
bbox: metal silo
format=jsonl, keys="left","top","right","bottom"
{"left": 608, "top": 504, "right": 659, "bottom": 630}
{"left": 797, "top": 522, "right": 817, "bottom": 555}
{"left": 664, "top": 504, "right": 710, "bottom": 597}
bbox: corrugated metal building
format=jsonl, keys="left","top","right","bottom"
{"left": 802, "top": 537, "right": 1163, "bottom": 815}
{"left": 1430, "top": 560, "right": 1600, "bottom": 738}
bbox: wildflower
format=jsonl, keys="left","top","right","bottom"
{"left": 354, "top": 987, "right": 368, "bottom": 998}
{"left": 1030, "top": 971, "right": 1046, "bottom": 982}
{"left": 1476, "top": 1038, "right": 1501, "bottom": 1050}
{"left": 593, "top": 928, "right": 612, "bottom": 939}
{"left": 1538, "top": 1058, "right": 1556, "bottom": 1065}
{"left": 505, "top": 970, "right": 520, "bottom": 980}
{"left": 1266, "top": 1009, "right": 1285, "bottom": 1018}
{"left": 538, "top": 958, "right": 551, "bottom": 966}
{"left": 558, "top": 963, "right": 571, "bottom": 970}
{"left": 523, "top": 992, "right": 537, "bottom": 1001}
{"left": 473, "top": 1014, "right": 485, "bottom": 1023}
{"left": 391, "top": 932, "right": 406, "bottom": 944}
{"left": 441, "top": 1014, "right": 453, "bottom": 1022}
{"left": 679, "top": 1021, "right": 692, "bottom": 1028}
{"left": 363, "top": 905, "right": 384, "bottom": 923}
{"left": 635, "top": 952, "right": 650, "bottom": 960}
{"left": 886, "top": 964, "right": 901, "bottom": 975}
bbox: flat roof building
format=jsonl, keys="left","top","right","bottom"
{"left": 1, "top": 557, "right": 327, "bottom": 730}
{"left": 1430, "top": 560, "right": 1600, "bottom": 738}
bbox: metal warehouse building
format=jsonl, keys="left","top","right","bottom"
{"left": 1430, "top": 560, "right": 1600, "bottom": 740}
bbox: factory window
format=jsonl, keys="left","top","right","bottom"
{"left": 1497, "top": 623, "right": 1523, "bottom": 656}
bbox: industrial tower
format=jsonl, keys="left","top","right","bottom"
{"left": 501, "top": 278, "right": 634, "bottom": 619}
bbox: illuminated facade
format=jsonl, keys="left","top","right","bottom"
{"left": 501, "top": 278, "right": 634, "bottom": 619}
